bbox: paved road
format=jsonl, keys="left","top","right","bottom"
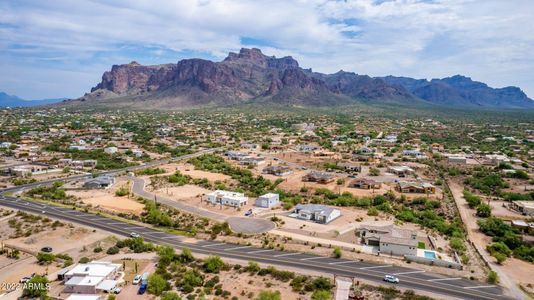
{"left": 131, "top": 177, "right": 275, "bottom": 234}
{"left": 0, "top": 194, "right": 513, "bottom": 300}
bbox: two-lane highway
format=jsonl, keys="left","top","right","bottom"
{"left": 0, "top": 194, "right": 513, "bottom": 300}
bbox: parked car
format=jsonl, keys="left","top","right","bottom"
{"left": 133, "top": 274, "right": 141, "bottom": 285}
{"left": 130, "top": 232, "right": 140, "bottom": 238}
{"left": 19, "top": 276, "right": 32, "bottom": 283}
{"left": 383, "top": 275, "right": 399, "bottom": 283}
{"left": 40, "top": 246, "right": 53, "bottom": 253}
{"left": 111, "top": 287, "right": 122, "bottom": 294}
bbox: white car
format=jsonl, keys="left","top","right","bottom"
{"left": 130, "top": 232, "right": 140, "bottom": 238}
{"left": 111, "top": 287, "right": 122, "bottom": 294}
{"left": 383, "top": 275, "right": 400, "bottom": 283}
{"left": 132, "top": 274, "right": 141, "bottom": 285}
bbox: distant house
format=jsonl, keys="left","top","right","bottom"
{"left": 225, "top": 151, "right": 248, "bottom": 161}
{"left": 388, "top": 166, "right": 414, "bottom": 177}
{"left": 396, "top": 181, "right": 435, "bottom": 194}
{"left": 402, "top": 149, "right": 426, "bottom": 159}
{"left": 240, "top": 143, "right": 257, "bottom": 149}
{"left": 255, "top": 193, "right": 280, "bottom": 208}
{"left": 358, "top": 224, "right": 418, "bottom": 256}
{"left": 104, "top": 146, "right": 118, "bottom": 154}
{"left": 510, "top": 201, "right": 534, "bottom": 216}
{"left": 338, "top": 162, "right": 361, "bottom": 173}
{"left": 296, "top": 144, "right": 319, "bottom": 152}
{"left": 239, "top": 156, "right": 265, "bottom": 166}
{"left": 292, "top": 204, "right": 341, "bottom": 224}
{"left": 358, "top": 147, "right": 375, "bottom": 155}
{"left": 83, "top": 175, "right": 115, "bottom": 189}
{"left": 352, "top": 154, "right": 378, "bottom": 163}
{"left": 302, "top": 171, "right": 335, "bottom": 184}
{"left": 262, "top": 165, "right": 292, "bottom": 176}
{"left": 349, "top": 178, "right": 381, "bottom": 189}
{"left": 448, "top": 156, "right": 467, "bottom": 164}
{"left": 207, "top": 190, "right": 248, "bottom": 207}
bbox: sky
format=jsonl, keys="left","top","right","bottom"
{"left": 1, "top": 0, "right": 533, "bottom": 100}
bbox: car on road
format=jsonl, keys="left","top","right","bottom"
{"left": 130, "top": 232, "right": 140, "bottom": 238}
{"left": 383, "top": 275, "right": 399, "bottom": 283}
{"left": 133, "top": 274, "right": 141, "bottom": 285}
{"left": 41, "top": 246, "right": 53, "bottom": 252}
{"left": 19, "top": 276, "right": 32, "bottom": 283}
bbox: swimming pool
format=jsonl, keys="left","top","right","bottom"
{"left": 424, "top": 251, "right": 437, "bottom": 259}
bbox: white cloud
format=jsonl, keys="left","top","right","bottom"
{"left": 0, "top": 0, "right": 533, "bottom": 99}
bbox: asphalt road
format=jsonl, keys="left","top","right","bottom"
{"left": 0, "top": 195, "right": 513, "bottom": 300}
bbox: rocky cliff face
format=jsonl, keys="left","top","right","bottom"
{"left": 83, "top": 48, "right": 534, "bottom": 109}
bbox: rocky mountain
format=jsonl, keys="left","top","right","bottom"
{"left": 0, "top": 92, "right": 65, "bottom": 107}
{"left": 381, "top": 75, "right": 534, "bottom": 108}
{"left": 79, "top": 48, "right": 534, "bottom": 109}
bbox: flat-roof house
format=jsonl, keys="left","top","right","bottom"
{"left": 338, "top": 162, "right": 361, "bottom": 173}
{"left": 225, "top": 151, "right": 248, "bottom": 160}
{"left": 349, "top": 178, "right": 381, "bottom": 189}
{"left": 63, "top": 261, "right": 121, "bottom": 294}
{"left": 207, "top": 190, "right": 248, "bottom": 207}
{"left": 240, "top": 156, "right": 265, "bottom": 166}
{"left": 448, "top": 156, "right": 467, "bottom": 164}
{"left": 83, "top": 175, "right": 115, "bottom": 189}
{"left": 292, "top": 204, "right": 341, "bottom": 224}
{"left": 302, "top": 171, "right": 335, "bottom": 184}
{"left": 396, "top": 181, "right": 435, "bottom": 194}
{"left": 104, "top": 146, "right": 118, "bottom": 154}
{"left": 352, "top": 153, "right": 378, "bottom": 163}
{"left": 262, "top": 165, "right": 292, "bottom": 176}
{"left": 358, "top": 224, "right": 418, "bottom": 256}
{"left": 65, "top": 295, "right": 102, "bottom": 300}
{"left": 388, "top": 166, "right": 414, "bottom": 177}
{"left": 510, "top": 201, "right": 534, "bottom": 216}
{"left": 255, "top": 193, "right": 280, "bottom": 208}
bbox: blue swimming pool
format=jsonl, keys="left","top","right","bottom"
{"left": 424, "top": 251, "right": 437, "bottom": 259}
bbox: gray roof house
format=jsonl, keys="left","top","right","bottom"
{"left": 83, "top": 175, "right": 115, "bottom": 189}
{"left": 358, "top": 224, "right": 418, "bottom": 256}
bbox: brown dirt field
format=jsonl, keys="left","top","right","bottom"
{"left": 67, "top": 179, "right": 144, "bottom": 214}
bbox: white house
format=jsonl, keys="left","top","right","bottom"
{"left": 255, "top": 193, "right": 280, "bottom": 208}
{"left": 63, "top": 261, "right": 121, "bottom": 294}
{"left": 104, "top": 146, "right": 118, "bottom": 154}
{"left": 292, "top": 204, "right": 341, "bottom": 224}
{"left": 207, "top": 190, "right": 248, "bottom": 207}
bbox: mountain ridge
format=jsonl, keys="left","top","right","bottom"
{"left": 74, "top": 48, "right": 534, "bottom": 109}
{"left": 0, "top": 92, "right": 66, "bottom": 108}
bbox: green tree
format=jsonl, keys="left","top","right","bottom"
{"left": 161, "top": 292, "right": 182, "bottom": 300}
{"left": 487, "top": 271, "right": 499, "bottom": 284}
{"left": 22, "top": 275, "right": 49, "bottom": 298}
{"left": 107, "top": 295, "right": 116, "bottom": 300}
{"left": 312, "top": 289, "right": 331, "bottom": 300}
{"left": 256, "top": 290, "right": 281, "bottom": 300}
{"left": 147, "top": 273, "right": 170, "bottom": 296}
{"left": 476, "top": 203, "right": 492, "bottom": 218}
{"left": 203, "top": 256, "right": 225, "bottom": 273}
{"left": 179, "top": 247, "right": 195, "bottom": 263}
{"left": 36, "top": 252, "right": 55, "bottom": 265}
{"left": 333, "top": 247, "right": 342, "bottom": 259}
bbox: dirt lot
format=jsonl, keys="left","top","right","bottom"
{"left": 67, "top": 178, "right": 145, "bottom": 215}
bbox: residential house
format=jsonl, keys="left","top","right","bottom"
{"left": 63, "top": 261, "right": 122, "bottom": 294}
{"left": 262, "top": 165, "right": 292, "bottom": 176}
{"left": 255, "top": 193, "right": 280, "bottom": 208}
{"left": 396, "top": 181, "right": 435, "bottom": 194}
{"left": 292, "top": 204, "right": 341, "bottom": 224}
{"left": 225, "top": 151, "right": 248, "bottom": 161}
{"left": 510, "top": 201, "right": 534, "bottom": 216}
{"left": 358, "top": 224, "right": 418, "bottom": 256}
{"left": 302, "top": 171, "right": 335, "bottom": 184}
{"left": 207, "top": 190, "right": 248, "bottom": 207}
{"left": 83, "top": 175, "right": 115, "bottom": 189}
{"left": 448, "top": 156, "right": 467, "bottom": 164}
{"left": 388, "top": 166, "right": 414, "bottom": 177}
{"left": 349, "top": 178, "right": 381, "bottom": 189}
{"left": 240, "top": 156, "right": 265, "bottom": 166}
{"left": 338, "top": 162, "right": 361, "bottom": 173}
{"left": 104, "top": 146, "right": 118, "bottom": 154}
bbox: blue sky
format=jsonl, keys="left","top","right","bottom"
{"left": 1, "top": 0, "right": 533, "bottom": 99}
